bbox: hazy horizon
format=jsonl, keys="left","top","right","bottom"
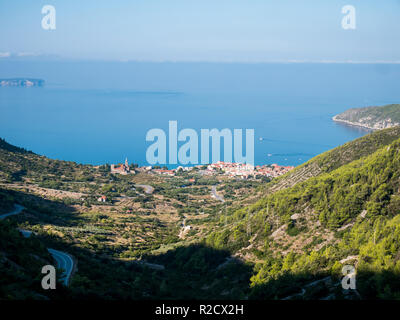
{"left": 1, "top": 0, "right": 399, "bottom": 62}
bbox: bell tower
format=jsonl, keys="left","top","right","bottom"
{"left": 125, "top": 158, "right": 129, "bottom": 170}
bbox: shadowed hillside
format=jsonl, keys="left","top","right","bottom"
{"left": 206, "top": 129, "right": 400, "bottom": 299}
{"left": 2, "top": 127, "right": 400, "bottom": 299}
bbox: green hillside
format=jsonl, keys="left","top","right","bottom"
{"left": 333, "top": 104, "right": 400, "bottom": 130}
{"left": 265, "top": 126, "right": 400, "bottom": 192}
{"left": 206, "top": 127, "right": 400, "bottom": 299}
{"left": 2, "top": 127, "right": 400, "bottom": 300}
{"left": 0, "top": 139, "right": 255, "bottom": 299}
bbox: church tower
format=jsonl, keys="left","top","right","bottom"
{"left": 125, "top": 158, "right": 129, "bottom": 171}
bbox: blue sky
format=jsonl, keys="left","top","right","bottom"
{"left": 0, "top": 0, "right": 399, "bottom": 62}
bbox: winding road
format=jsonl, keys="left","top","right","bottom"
{"left": 211, "top": 186, "right": 225, "bottom": 203}
{"left": 0, "top": 204, "right": 25, "bottom": 220}
{"left": 135, "top": 184, "right": 154, "bottom": 194}
{"left": 136, "top": 260, "right": 165, "bottom": 271}
{"left": 18, "top": 229, "right": 33, "bottom": 238}
{"left": 178, "top": 215, "right": 193, "bottom": 239}
{"left": 47, "top": 249, "right": 75, "bottom": 286}
{"left": 282, "top": 276, "right": 331, "bottom": 300}
{"left": 0, "top": 204, "right": 75, "bottom": 286}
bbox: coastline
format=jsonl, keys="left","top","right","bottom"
{"left": 332, "top": 115, "right": 376, "bottom": 131}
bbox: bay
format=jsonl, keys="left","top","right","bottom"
{"left": 1, "top": 61, "right": 399, "bottom": 167}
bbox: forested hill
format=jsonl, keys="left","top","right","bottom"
{"left": 333, "top": 104, "right": 400, "bottom": 130}
{"left": 2, "top": 127, "right": 400, "bottom": 300}
{"left": 265, "top": 126, "right": 400, "bottom": 193}
{"left": 0, "top": 137, "right": 92, "bottom": 184}
{"left": 0, "top": 138, "right": 33, "bottom": 155}
{"left": 206, "top": 127, "right": 400, "bottom": 299}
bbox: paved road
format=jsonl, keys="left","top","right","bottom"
{"left": 18, "top": 229, "right": 74, "bottom": 286}
{"left": 216, "top": 257, "right": 235, "bottom": 270}
{"left": 136, "top": 260, "right": 165, "bottom": 271}
{"left": 47, "top": 248, "right": 75, "bottom": 286}
{"left": 178, "top": 216, "right": 192, "bottom": 239}
{"left": 0, "top": 204, "right": 25, "bottom": 220}
{"left": 282, "top": 276, "right": 331, "bottom": 300}
{"left": 211, "top": 186, "right": 225, "bottom": 203}
{"left": 1, "top": 204, "right": 75, "bottom": 286}
{"left": 135, "top": 184, "right": 154, "bottom": 194}
{"left": 18, "top": 229, "right": 33, "bottom": 238}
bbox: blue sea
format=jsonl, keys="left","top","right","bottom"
{"left": 1, "top": 61, "right": 400, "bottom": 168}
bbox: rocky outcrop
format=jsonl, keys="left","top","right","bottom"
{"left": 333, "top": 104, "right": 400, "bottom": 130}
{"left": 0, "top": 78, "right": 45, "bottom": 87}
{"left": 333, "top": 115, "right": 399, "bottom": 130}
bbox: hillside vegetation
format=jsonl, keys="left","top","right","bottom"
{"left": 333, "top": 104, "right": 400, "bottom": 130}
{"left": 0, "top": 138, "right": 260, "bottom": 299}
{"left": 266, "top": 126, "right": 400, "bottom": 192}
{"left": 2, "top": 127, "right": 400, "bottom": 299}
{"left": 206, "top": 127, "right": 400, "bottom": 299}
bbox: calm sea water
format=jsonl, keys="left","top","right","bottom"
{"left": 1, "top": 61, "right": 400, "bottom": 168}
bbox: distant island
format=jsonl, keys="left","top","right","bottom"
{"left": 333, "top": 103, "right": 400, "bottom": 130}
{"left": 0, "top": 78, "right": 45, "bottom": 87}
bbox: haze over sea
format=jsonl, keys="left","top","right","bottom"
{"left": 1, "top": 61, "right": 400, "bottom": 168}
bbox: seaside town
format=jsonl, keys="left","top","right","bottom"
{"left": 110, "top": 159, "right": 294, "bottom": 180}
